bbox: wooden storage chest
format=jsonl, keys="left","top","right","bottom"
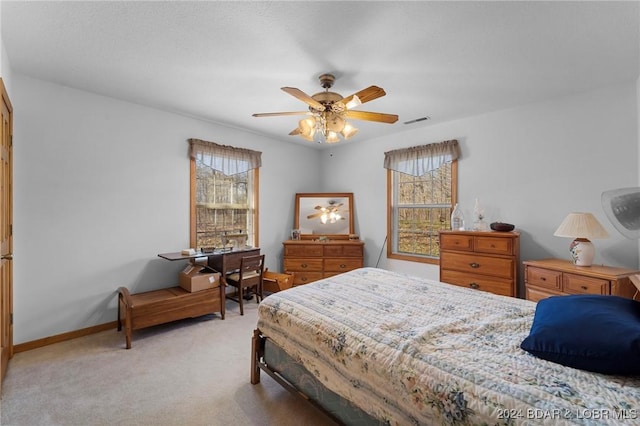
{"left": 117, "top": 283, "right": 224, "bottom": 349}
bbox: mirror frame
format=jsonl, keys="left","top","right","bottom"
{"left": 294, "top": 192, "right": 354, "bottom": 240}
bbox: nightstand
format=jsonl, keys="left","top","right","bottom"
{"left": 523, "top": 258, "right": 639, "bottom": 302}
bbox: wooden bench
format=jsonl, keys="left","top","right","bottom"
{"left": 117, "top": 285, "right": 224, "bottom": 349}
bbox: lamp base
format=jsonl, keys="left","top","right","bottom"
{"left": 569, "top": 238, "right": 595, "bottom": 266}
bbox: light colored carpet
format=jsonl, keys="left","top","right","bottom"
{"left": 1, "top": 300, "right": 337, "bottom": 426}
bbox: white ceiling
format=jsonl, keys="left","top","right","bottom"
{"left": 2, "top": 1, "right": 639, "bottom": 148}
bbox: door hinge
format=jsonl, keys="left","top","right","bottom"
{"left": 9, "top": 224, "right": 12, "bottom": 236}
{"left": 10, "top": 313, "right": 13, "bottom": 325}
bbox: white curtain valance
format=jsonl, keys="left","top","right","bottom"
{"left": 383, "top": 139, "right": 460, "bottom": 176}
{"left": 188, "top": 138, "right": 262, "bottom": 176}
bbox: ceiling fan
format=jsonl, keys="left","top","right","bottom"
{"left": 307, "top": 201, "right": 345, "bottom": 224}
{"left": 252, "top": 73, "right": 398, "bottom": 143}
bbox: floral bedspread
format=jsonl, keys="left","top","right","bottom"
{"left": 257, "top": 267, "right": 640, "bottom": 426}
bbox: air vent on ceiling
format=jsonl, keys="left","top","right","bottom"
{"left": 403, "top": 116, "right": 430, "bottom": 125}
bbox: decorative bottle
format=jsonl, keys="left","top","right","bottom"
{"left": 473, "top": 198, "right": 489, "bottom": 231}
{"left": 451, "top": 203, "right": 464, "bottom": 230}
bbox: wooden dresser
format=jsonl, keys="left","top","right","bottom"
{"left": 439, "top": 230, "right": 520, "bottom": 297}
{"left": 523, "top": 258, "right": 639, "bottom": 302}
{"left": 283, "top": 240, "right": 364, "bottom": 286}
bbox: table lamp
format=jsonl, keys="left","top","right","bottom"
{"left": 553, "top": 212, "right": 609, "bottom": 266}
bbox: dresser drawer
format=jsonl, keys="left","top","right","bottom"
{"left": 526, "top": 267, "right": 562, "bottom": 291}
{"left": 474, "top": 236, "right": 513, "bottom": 255}
{"left": 284, "top": 245, "right": 323, "bottom": 257}
{"left": 440, "top": 270, "right": 514, "bottom": 297}
{"left": 324, "top": 258, "right": 363, "bottom": 273}
{"left": 526, "top": 285, "right": 563, "bottom": 302}
{"left": 439, "top": 234, "right": 473, "bottom": 251}
{"left": 563, "top": 273, "right": 610, "bottom": 295}
{"left": 323, "top": 244, "right": 364, "bottom": 257}
{"left": 284, "top": 258, "right": 323, "bottom": 272}
{"left": 292, "top": 272, "right": 323, "bottom": 286}
{"left": 440, "top": 252, "right": 514, "bottom": 279}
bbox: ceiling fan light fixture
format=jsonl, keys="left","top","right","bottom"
{"left": 341, "top": 122, "right": 359, "bottom": 139}
{"left": 326, "top": 113, "right": 346, "bottom": 133}
{"left": 344, "top": 95, "right": 361, "bottom": 110}
{"left": 326, "top": 131, "right": 340, "bottom": 143}
{"left": 298, "top": 117, "right": 316, "bottom": 141}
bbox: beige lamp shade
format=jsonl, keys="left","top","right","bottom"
{"left": 554, "top": 212, "right": 609, "bottom": 239}
{"left": 554, "top": 212, "right": 609, "bottom": 266}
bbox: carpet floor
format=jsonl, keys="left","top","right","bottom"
{"left": 1, "top": 300, "right": 337, "bottom": 426}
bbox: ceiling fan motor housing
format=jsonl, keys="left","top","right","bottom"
{"left": 312, "top": 91, "right": 342, "bottom": 104}
{"left": 318, "top": 73, "right": 336, "bottom": 89}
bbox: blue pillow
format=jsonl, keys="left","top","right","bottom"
{"left": 520, "top": 294, "right": 640, "bottom": 375}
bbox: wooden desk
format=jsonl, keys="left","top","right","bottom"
{"left": 159, "top": 246, "right": 261, "bottom": 286}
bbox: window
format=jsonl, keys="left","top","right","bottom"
{"left": 385, "top": 140, "right": 460, "bottom": 264}
{"left": 189, "top": 139, "right": 261, "bottom": 250}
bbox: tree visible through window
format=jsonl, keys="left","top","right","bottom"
{"left": 385, "top": 140, "right": 460, "bottom": 264}
{"left": 189, "top": 139, "right": 261, "bottom": 250}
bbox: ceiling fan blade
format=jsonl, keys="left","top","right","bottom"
{"left": 346, "top": 110, "right": 399, "bottom": 124}
{"left": 253, "top": 111, "right": 310, "bottom": 118}
{"left": 341, "top": 86, "right": 386, "bottom": 106}
{"left": 307, "top": 212, "right": 323, "bottom": 219}
{"left": 289, "top": 128, "right": 301, "bottom": 136}
{"left": 281, "top": 87, "right": 325, "bottom": 111}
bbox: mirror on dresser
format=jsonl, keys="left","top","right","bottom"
{"left": 294, "top": 192, "right": 354, "bottom": 240}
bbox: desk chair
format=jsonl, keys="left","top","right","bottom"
{"left": 226, "top": 254, "right": 265, "bottom": 315}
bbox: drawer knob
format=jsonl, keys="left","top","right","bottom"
{"left": 541, "top": 277, "right": 546, "bottom": 281}
{"left": 301, "top": 277, "right": 308, "bottom": 282}
{"left": 469, "top": 283, "right": 480, "bottom": 289}
{"left": 581, "top": 285, "right": 588, "bottom": 290}
{"left": 469, "top": 262, "right": 480, "bottom": 268}
{"left": 340, "top": 263, "right": 347, "bottom": 268}
{"left": 301, "top": 263, "right": 308, "bottom": 268}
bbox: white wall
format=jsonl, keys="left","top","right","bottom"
{"left": 323, "top": 82, "right": 639, "bottom": 291}
{"left": 1, "top": 16, "right": 14, "bottom": 98}
{"left": 9, "top": 73, "right": 640, "bottom": 344}
{"left": 12, "top": 74, "right": 321, "bottom": 343}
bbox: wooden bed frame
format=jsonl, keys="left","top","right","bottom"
{"left": 251, "top": 329, "right": 287, "bottom": 388}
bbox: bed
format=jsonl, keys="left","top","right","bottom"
{"left": 251, "top": 267, "right": 640, "bottom": 425}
